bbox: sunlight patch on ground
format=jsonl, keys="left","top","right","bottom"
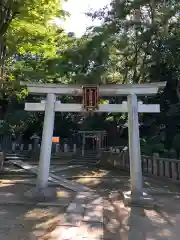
{"left": 24, "top": 208, "right": 56, "bottom": 219}
{"left": 144, "top": 210, "right": 167, "bottom": 224}
{"left": 158, "top": 229, "right": 173, "bottom": 237}
{"left": 78, "top": 169, "right": 109, "bottom": 178}
{"left": 0, "top": 209, "right": 8, "bottom": 215}
{"left": 0, "top": 192, "right": 15, "bottom": 197}
{"left": 0, "top": 182, "right": 14, "bottom": 187}
{"left": 145, "top": 181, "right": 151, "bottom": 186}
{"left": 23, "top": 207, "right": 66, "bottom": 239}
{"left": 56, "top": 190, "right": 70, "bottom": 197}
{"left": 3, "top": 167, "right": 24, "bottom": 172}
{"left": 34, "top": 215, "right": 60, "bottom": 230}
{"left": 75, "top": 177, "right": 101, "bottom": 185}
{"left": 0, "top": 179, "right": 26, "bottom": 184}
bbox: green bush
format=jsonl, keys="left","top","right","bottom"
{"left": 141, "top": 138, "right": 167, "bottom": 156}
{"left": 172, "top": 134, "right": 180, "bottom": 158}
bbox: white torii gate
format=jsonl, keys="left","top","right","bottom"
{"left": 22, "top": 82, "right": 166, "bottom": 202}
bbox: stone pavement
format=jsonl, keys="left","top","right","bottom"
{"left": 50, "top": 192, "right": 103, "bottom": 239}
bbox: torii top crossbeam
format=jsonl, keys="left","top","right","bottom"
{"left": 21, "top": 82, "right": 166, "bottom": 96}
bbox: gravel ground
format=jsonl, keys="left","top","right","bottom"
{"left": 0, "top": 166, "right": 74, "bottom": 240}
{"left": 0, "top": 205, "right": 66, "bottom": 240}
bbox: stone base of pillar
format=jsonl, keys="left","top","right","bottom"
{"left": 122, "top": 191, "right": 155, "bottom": 208}
{"left": 24, "top": 187, "right": 57, "bottom": 202}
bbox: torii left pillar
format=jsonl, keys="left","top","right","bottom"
{"left": 25, "top": 93, "right": 57, "bottom": 201}
{"left": 37, "top": 93, "right": 56, "bottom": 189}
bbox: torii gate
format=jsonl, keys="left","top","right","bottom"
{"left": 22, "top": 82, "right": 166, "bottom": 202}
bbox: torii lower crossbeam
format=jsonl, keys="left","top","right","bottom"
{"left": 25, "top": 102, "right": 160, "bottom": 113}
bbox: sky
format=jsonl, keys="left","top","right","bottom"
{"left": 60, "top": 0, "right": 110, "bottom": 36}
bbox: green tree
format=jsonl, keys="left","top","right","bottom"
{"left": 0, "top": 0, "right": 67, "bottom": 92}
{"left": 0, "top": 0, "right": 69, "bottom": 134}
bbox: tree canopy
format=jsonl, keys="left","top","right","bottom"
{"left": 0, "top": 0, "right": 180, "bottom": 157}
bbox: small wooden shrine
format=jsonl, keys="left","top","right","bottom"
{"left": 78, "top": 130, "right": 107, "bottom": 156}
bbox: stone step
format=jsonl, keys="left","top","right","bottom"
{"left": 71, "top": 159, "right": 100, "bottom": 165}
{"left": 10, "top": 160, "right": 92, "bottom": 192}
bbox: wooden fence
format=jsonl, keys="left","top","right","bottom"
{"left": 0, "top": 142, "right": 77, "bottom": 154}
{"left": 104, "top": 150, "right": 180, "bottom": 182}
{"left": 142, "top": 154, "right": 180, "bottom": 181}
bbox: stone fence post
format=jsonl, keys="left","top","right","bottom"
{"left": 64, "top": 143, "right": 68, "bottom": 152}
{"left": 20, "top": 144, "right": 24, "bottom": 151}
{"left": 73, "top": 144, "right": 76, "bottom": 153}
{"left": 55, "top": 144, "right": 60, "bottom": 153}
{"left": 28, "top": 144, "right": 32, "bottom": 151}
{"left": 0, "top": 152, "right": 4, "bottom": 171}
{"left": 12, "top": 143, "right": 16, "bottom": 152}
{"left": 153, "top": 153, "right": 159, "bottom": 176}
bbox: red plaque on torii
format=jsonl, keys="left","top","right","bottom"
{"left": 82, "top": 85, "right": 99, "bottom": 111}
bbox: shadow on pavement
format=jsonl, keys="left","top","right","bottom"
{"left": 104, "top": 195, "right": 179, "bottom": 240}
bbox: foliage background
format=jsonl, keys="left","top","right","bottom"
{"left": 0, "top": 0, "right": 180, "bottom": 157}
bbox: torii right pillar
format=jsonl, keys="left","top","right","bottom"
{"left": 127, "top": 94, "right": 143, "bottom": 202}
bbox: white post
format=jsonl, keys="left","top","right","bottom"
{"left": 98, "top": 133, "right": 101, "bottom": 150}
{"left": 20, "top": 144, "right": 24, "bottom": 151}
{"left": 127, "top": 94, "right": 143, "bottom": 201}
{"left": 55, "top": 144, "right": 60, "bottom": 153}
{"left": 28, "top": 144, "right": 32, "bottom": 151}
{"left": 82, "top": 134, "right": 85, "bottom": 156}
{"left": 64, "top": 143, "right": 68, "bottom": 152}
{"left": 36, "top": 93, "right": 56, "bottom": 189}
{"left": 12, "top": 143, "right": 16, "bottom": 152}
{"left": 73, "top": 144, "right": 76, "bottom": 153}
